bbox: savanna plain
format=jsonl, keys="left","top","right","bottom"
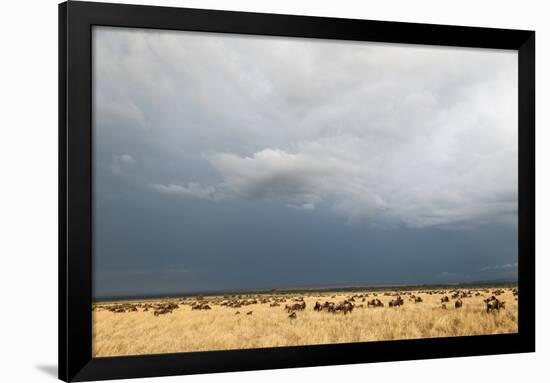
{"left": 92, "top": 286, "right": 518, "bottom": 357}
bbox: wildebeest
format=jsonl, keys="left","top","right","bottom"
{"left": 246, "top": 311, "right": 253, "bottom": 315}
{"left": 455, "top": 299, "right": 463, "bottom": 309}
{"left": 151, "top": 301, "right": 179, "bottom": 316}
{"left": 192, "top": 303, "right": 211, "bottom": 310}
{"left": 288, "top": 312, "right": 297, "bottom": 319}
{"left": 285, "top": 302, "right": 306, "bottom": 312}
{"left": 441, "top": 296, "right": 450, "bottom": 303}
{"left": 389, "top": 296, "right": 404, "bottom": 307}
{"left": 106, "top": 303, "right": 142, "bottom": 313}
{"left": 235, "top": 311, "right": 240, "bottom": 315}
{"left": 486, "top": 299, "right": 505, "bottom": 313}
{"left": 314, "top": 301, "right": 336, "bottom": 312}
{"left": 414, "top": 296, "right": 423, "bottom": 303}
{"left": 333, "top": 300, "right": 354, "bottom": 314}
{"left": 367, "top": 299, "right": 384, "bottom": 307}
{"left": 154, "top": 308, "right": 172, "bottom": 316}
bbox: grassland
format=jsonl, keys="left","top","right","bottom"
{"left": 92, "top": 286, "right": 518, "bottom": 357}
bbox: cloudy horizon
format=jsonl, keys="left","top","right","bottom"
{"left": 92, "top": 26, "right": 518, "bottom": 299}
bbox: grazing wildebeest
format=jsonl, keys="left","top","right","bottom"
{"left": 235, "top": 311, "right": 240, "bottom": 315}
{"left": 192, "top": 302, "right": 210, "bottom": 310}
{"left": 154, "top": 308, "right": 172, "bottom": 316}
{"left": 414, "top": 297, "right": 423, "bottom": 303}
{"left": 324, "top": 301, "right": 335, "bottom": 311}
{"left": 285, "top": 302, "right": 306, "bottom": 312}
{"left": 486, "top": 299, "right": 505, "bottom": 313}
{"left": 270, "top": 302, "right": 280, "bottom": 307}
{"left": 343, "top": 301, "right": 354, "bottom": 314}
{"left": 455, "top": 299, "right": 463, "bottom": 309}
{"left": 246, "top": 311, "right": 253, "bottom": 315}
{"left": 367, "top": 299, "right": 384, "bottom": 307}
{"left": 389, "top": 296, "right": 404, "bottom": 307}
{"left": 314, "top": 301, "right": 322, "bottom": 311}
{"left": 289, "top": 312, "right": 297, "bottom": 319}
{"left": 441, "top": 296, "right": 450, "bottom": 303}
{"left": 334, "top": 301, "right": 354, "bottom": 314}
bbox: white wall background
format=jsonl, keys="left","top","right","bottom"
{"left": 0, "top": 0, "right": 546, "bottom": 382}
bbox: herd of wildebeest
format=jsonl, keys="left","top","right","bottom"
{"left": 93, "top": 287, "right": 517, "bottom": 319}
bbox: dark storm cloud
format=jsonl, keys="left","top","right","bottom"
{"left": 92, "top": 27, "right": 518, "bottom": 298}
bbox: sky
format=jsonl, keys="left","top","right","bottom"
{"left": 92, "top": 26, "right": 518, "bottom": 299}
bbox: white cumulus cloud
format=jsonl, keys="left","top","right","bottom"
{"left": 150, "top": 182, "right": 222, "bottom": 201}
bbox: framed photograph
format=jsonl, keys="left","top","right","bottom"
{"left": 59, "top": 1, "right": 535, "bottom": 381}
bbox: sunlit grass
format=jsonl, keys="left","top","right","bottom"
{"left": 92, "top": 288, "right": 517, "bottom": 357}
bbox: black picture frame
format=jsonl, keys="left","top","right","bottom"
{"left": 59, "top": 1, "right": 535, "bottom": 381}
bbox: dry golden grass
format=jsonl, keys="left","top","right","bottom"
{"left": 92, "top": 287, "right": 518, "bottom": 357}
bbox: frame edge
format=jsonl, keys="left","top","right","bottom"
{"left": 60, "top": 2, "right": 536, "bottom": 381}
{"left": 59, "top": 2, "right": 68, "bottom": 381}
{"left": 517, "top": 30, "right": 535, "bottom": 352}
